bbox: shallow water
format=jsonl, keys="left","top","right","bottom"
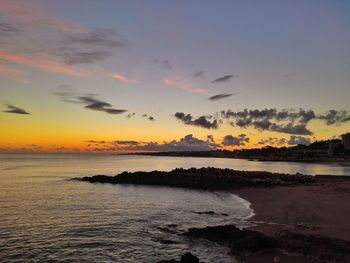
{"left": 0, "top": 154, "right": 349, "bottom": 262}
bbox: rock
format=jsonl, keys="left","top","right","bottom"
{"left": 76, "top": 167, "right": 315, "bottom": 191}
{"left": 180, "top": 252, "right": 199, "bottom": 263}
{"left": 185, "top": 225, "right": 277, "bottom": 256}
{"left": 185, "top": 225, "right": 350, "bottom": 262}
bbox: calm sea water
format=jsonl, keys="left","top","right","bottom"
{"left": 0, "top": 154, "right": 349, "bottom": 263}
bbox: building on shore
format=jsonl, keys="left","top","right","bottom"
{"left": 341, "top": 133, "right": 350, "bottom": 150}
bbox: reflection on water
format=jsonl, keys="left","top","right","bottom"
{"left": 0, "top": 153, "right": 349, "bottom": 262}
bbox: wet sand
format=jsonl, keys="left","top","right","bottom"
{"left": 235, "top": 176, "right": 350, "bottom": 241}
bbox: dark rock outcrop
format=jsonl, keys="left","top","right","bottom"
{"left": 76, "top": 167, "right": 315, "bottom": 191}
{"left": 184, "top": 225, "right": 350, "bottom": 262}
{"left": 185, "top": 225, "right": 277, "bottom": 256}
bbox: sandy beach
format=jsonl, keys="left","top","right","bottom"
{"left": 236, "top": 176, "right": 350, "bottom": 241}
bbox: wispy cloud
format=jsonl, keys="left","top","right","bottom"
{"left": 3, "top": 104, "right": 30, "bottom": 115}
{"left": 56, "top": 92, "right": 127, "bottom": 115}
{"left": 0, "top": 0, "right": 84, "bottom": 33}
{"left": 163, "top": 78, "right": 207, "bottom": 94}
{"left": 111, "top": 73, "right": 138, "bottom": 84}
{"left": 0, "top": 50, "right": 86, "bottom": 77}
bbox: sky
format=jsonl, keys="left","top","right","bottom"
{"left": 0, "top": 0, "right": 350, "bottom": 153}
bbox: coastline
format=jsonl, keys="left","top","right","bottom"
{"left": 78, "top": 168, "right": 350, "bottom": 262}
{"left": 124, "top": 152, "right": 350, "bottom": 166}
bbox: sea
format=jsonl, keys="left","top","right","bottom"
{"left": 0, "top": 153, "right": 349, "bottom": 263}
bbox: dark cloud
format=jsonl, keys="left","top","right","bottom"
{"left": 222, "top": 108, "right": 316, "bottom": 135}
{"left": 318, "top": 110, "right": 350, "bottom": 125}
{"left": 288, "top": 136, "right": 311, "bottom": 146}
{"left": 56, "top": 92, "right": 127, "bottom": 115}
{"left": 0, "top": 22, "right": 20, "bottom": 36}
{"left": 270, "top": 123, "right": 313, "bottom": 135}
{"left": 126, "top": 112, "right": 135, "bottom": 119}
{"left": 86, "top": 140, "right": 106, "bottom": 144}
{"left": 209, "top": 93, "right": 235, "bottom": 101}
{"left": 87, "top": 134, "right": 220, "bottom": 152}
{"left": 175, "top": 112, "right": 218, "bottom": 129}
{"left": 154, "top": 59, "right": 172, "bottom": 70}
{"left": 211, "top": 74, "right": 237, "bottom": 83}
{"left": 3, "top": 104, "right": 30, "bottom": 115}
{"left": 258, "top": 137, "right": 287, "bottom": 146}
{"left": 193, "top": 70, "right": 204, "bottom": 78}
{"left": 141, "top": 114, "right": 155, "bottom": 121}
{"left": 222, "top": 134, "right": 249, "bottom": 146}
{"left": 113, "top": 140, "right": 139, "bottom": 146}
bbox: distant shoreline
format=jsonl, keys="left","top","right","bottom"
{"left": 125, "top": 152, "right": 350, "bottom": 166}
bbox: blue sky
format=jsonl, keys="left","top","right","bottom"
{"left": 1, "top": 0, "right": 350, "bottom": 152}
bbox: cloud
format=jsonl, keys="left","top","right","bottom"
{"left": 0, "top": 50, "right": 85, "bottom": 76}
{"left": 222, "top": 134, "right": 249, "bottom": 146}
{"left": 221, "top": 108, "right": 317, "bottom": 135}
{"left": 56, "top": 92, "right": 127, "bottom": 115}
{"left": 111, "top": 73, "right": 138, "bottom": 84}
{"left": 258, "top": 137, "right": 287, "bottom": 146}
{"left": 193, "top": 70, "right": 204, "bottom": 78}
{"left": 0, "top": 1, "right": 129, "bottom": 67}
{"left": 154, "top": 59, "right": 172, "bottom": 70}
{"left": 113, "top": 140, "right": 139, "bottom": 146}
{"left": 87, "top": 134, "right": 221, "bottom": 152}
{"left": 65, "top": 29, "right": 128, "bottom": 48}
{"left": 126, "top": 112, "right": 135, "bottom": 119}
{"left": 175, "top": 112, "right": 218, "bottom": 129}
{"left": 141, "top": 114, "right": 155, "bottom": 121}
{"left": 318, "top": 110, "right": 350, "bottom": 125}
{"left": 211, "top": 74, "right": 237, "bottom": 83}
{"left": 53, "top": 29, "right": 128, "bottom": 65}
{"left": 270, "top": 123, "right": 313, "bottom": 135}
{"left": 287, "top": 136, "right": 311, "bottom": 146}
{"left": 209, "top": 93, "right": 235, "bottom": 101}
{"left": 163, "top": 78, "right": 207, "bottom": 94}
{"left": 3, "top": 104, "right": 30, "bottom": 115}
{"left": 0, "top": 0, "right": 84, "bottom": 33}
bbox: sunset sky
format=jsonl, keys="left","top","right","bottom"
{"left": 1, "top": 0, "right": 350, "bottom": 153}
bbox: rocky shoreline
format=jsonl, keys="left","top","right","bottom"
{"left": 77, "top": 167, "right": 315, "bottom": 190}
{"left": 76, "top": 168, "right": 350, "bottom": 262}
